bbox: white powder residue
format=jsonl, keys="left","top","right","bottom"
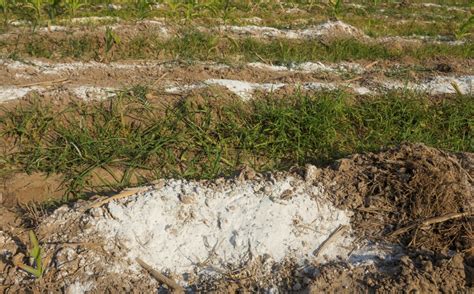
{"left": 349, "top": 243, "right": 400, "bottom": 265}
{"left": 222, "top": 21, "right": 366, "bottom": 40}
{"left": 418, "top": 3, "right": 467, "bottom": 12}
{"left": 423, "top": 76, "right": 473, "bottom": 94}
{"left": 248, "top": 61, "right": 363, "bottom": 74}
{"left": 0, "top": 86, "right": 35, "bottom": 103}
{"left": 92, "top": 177, "right": 354, "bottom": 276}
{"left": 303, "top": 82, "right": 373, "bottom": 95}
{"left": 351, "top": 86, "right": 374, "bottom": 95}
{"left": 298, "top": 61, "right": 364, "bottom": 73}
{"left": 298, "top": 21, "right": 367, "bottom": 39}
{"left": 70, "top": 16, "right": 120, "bottom": 25}
{"left": 248, "top": 62, "right": 289, "bottom": 72}
{"left": 165, "top": 84, "right": 206, "bottom": 94}
{"left": 347, "top": 3, "right": 365, "bottom": 9}
{"left": 220, "top": 21, "right": 462, "bottom": 45}
{"left": 4, "top": 59, "right": 162, "bottom": 75}
{"left": 71, "top": 86, "right": 116, "bottom": 101}
{"left": 382, "top": 75, "right": 473, "bottom": 95}
{"left": 66, "top": 281, "right": 94, "bottom": 294}
{"left": 205, "top": 79, "right": 285, "bottom": 100}
{"left": 303, "top": 82, "right": 337, "bottom": 91}
{"left": 107, "top": 3, "right": 121, "bottom": 10}
{"left": 38, "top": 25, "right": 68, "bottom": 32}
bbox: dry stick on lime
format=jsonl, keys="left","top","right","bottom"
{"left": 15, "top": 231, "right": 44, "bottom": 278}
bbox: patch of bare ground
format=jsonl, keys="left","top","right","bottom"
{"left": 0, "top": 173, "right": 65, "bottom": 207}
{"left": 0, "top": 143, "right": 472, "bottom": 292}
{"left": 310, "top": 252, "right": 470, "bottom": 292}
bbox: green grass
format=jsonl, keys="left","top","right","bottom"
{"left": 1, "top": 90, "right": 472, "bottom": 198}
{"left": 4, "top": 30, "right": 473, "bottom": 63}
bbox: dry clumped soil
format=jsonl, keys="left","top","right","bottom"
{"left": 0, "top": 143, "right": 472, "bottom": 293}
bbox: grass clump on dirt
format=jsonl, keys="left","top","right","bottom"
{"left": 1, "top": 90, "right": 472, "bottom": 198}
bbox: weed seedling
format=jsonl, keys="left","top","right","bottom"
{"left": 163, "top": 0, "right": 180, "bottom": 19}
{"left": 15, "top": 231, "right": 44, "bottom": 278}
{"left": 24, "top": 0, "right": 44, "bottom": 27}
{"left": 0, "top": 0, "right": 10, "bottom": 27}
{"left": 44, "top": 0, "right": 62, "bottom": 24}
{"left": 65, "top": 0, "right": 85, "bottom": 19}
{"left": 329, "top": 0, "right": 343, "bottom": 19}
{"left": 456, "top": 15, "right": 474, "bottom": 40}
{"left": 104, "top": 26, "right": 121, "bottom": 59}
{"left": 134, "top": 0, "right": 152, "bottom": 20}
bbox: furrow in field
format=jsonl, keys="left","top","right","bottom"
{"left": 2, "top": 74, "right": 471, "bottom": 103}
{"left": 1, "top": 57, "right": 472, "bottom": 103}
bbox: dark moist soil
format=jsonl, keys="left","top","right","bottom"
{"left": 0, "top": 143, "right": 472, "bottom": 292}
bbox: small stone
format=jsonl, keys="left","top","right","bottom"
{"left": 151, "top": 179, "right": 165, "bottom": 189}
{"left": 12, "top": 253, "right": 25, "bottom": 266}
{"left": 263, "top": 185, "right": 272, "bottom": 194}
{"left": 292, "top": 283, "right": 302, "bottom": 291}
{"left": 89, "top": 207, "right": 104, "bottom": 218}
{"left": 452, "top": 254, "right": 464, "bottom": 269}
{"left": 238, "top": 166, "right": 256, "bottom": 181}
{"left": 179, "top": 194, "right": 196, "bottom": 204}
{"left": 305, "top": 164, "right": 321, "bottom": 182}
{"left": 280, "top": 189, "right": 294, "bottom": 200}
{"left": 422, "top": 260, "right": 433, "bottom": 273}
{"left": 366, "top": 277, "right": 375, "bottom": 286}
{"left": 335, "top": 159, "right": 351, "bottom": 172}
{"left": 399, "top": 255, "right": 412, "bottom": 267}
{"left": 435, "top": 63, "right": 452, "bottom": 73}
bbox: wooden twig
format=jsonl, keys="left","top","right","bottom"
{"left": 365, "top": 61, "right": 379, "bottom": 69}
{"left": 18, "top": 77, "right": 69, "bottom": 87}
{"left": 87, "top": 187, "right": 148, "bottom": 209}
{"left": 253, "top": 51, "right": 271, "bottom": 65}
{"left": 390, "top": 212, "right": 472, "bottom": 237}
{"left": 313, "top": 225, "right": 349, "bottom": 258}
{"left": 136, "top": 258, "right": 185, "bottom": 293}
{"left": 344, "top": 76, "right": 362, "bottom": 83}
{"left": 152, "top": 72, "right": 168, "bottom": 87}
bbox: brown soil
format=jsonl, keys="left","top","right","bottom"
{"left": 0, "top": 143, "right": 472, "bottom": 292}
{"left": 318, "top": 143, "right": 473, "bottom": 253}
{"left": 310, "top": 252, "right": 471, "bottom": 292}
{"left": 0, "top": 173, "right": 65, "bottom": 207}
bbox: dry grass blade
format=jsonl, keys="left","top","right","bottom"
{"left": 364, "top": 61, "right": 379, "bottom": 69}
{"left": 390, "top": 212, "right": 473, "bottom": 237}
{"left": 87, "top": 187, "right": 149, "bottom": 209}
{"left": 136, "top": 258, "right": 185, "bottom": 293}
{"left": 17, "top": 78, "right": 70, "bottom": 87}
{"left": 313, "top": 224, "right": 349, "bottom": 258}
{"left": 451, "top": 81, "right": 464, "bottom": 96}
